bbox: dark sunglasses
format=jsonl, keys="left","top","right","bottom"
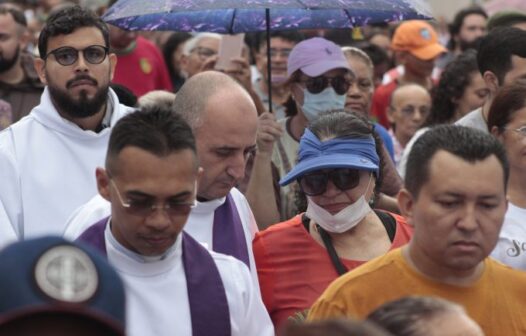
{"left": 44, "top": 45, "right": 109, "bottom": 66}
{"left": 300, "top": 75, "right": 352, "bottom": 95}
{"left": 299, "top": 169, "right": 361, "bottom": 196}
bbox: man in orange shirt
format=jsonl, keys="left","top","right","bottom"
{"left": 308, "top": 125, "right": 526, "bottom": 336}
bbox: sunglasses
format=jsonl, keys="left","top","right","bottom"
{"left": 110, "top": 180, "right": 196, "bottom": 217}
{"left": 299, "top": 169, "right": 361, "bottom": 196}
{"left": 299, "top": 75, "right": 352, "bottom": 95}
{"left": 45, "top": 45, "right": 109, "bottom": 66}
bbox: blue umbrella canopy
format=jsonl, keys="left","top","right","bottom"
{"left": 103, "top": 0, "right": 433, "bottom": 33}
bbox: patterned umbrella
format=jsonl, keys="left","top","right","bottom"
{"left": 104, "top": 0, "right": 433, "bottom": 112}
{"left": 104, "top": 0, "right": 432, "bottom": 33}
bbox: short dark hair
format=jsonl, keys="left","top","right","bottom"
{"left": 425, "top": 49, "right": 480, "bottom": 126}
{"left": 256, "top": 31, "right": 305, "bottom": 52}
{"left": 294, "top": 110, "right": 385, "bottom": 212}
{"left": 487, "top": 82, "right": 526, "bottom": 134}
{"left": 448, "top": 6, "right": 487, "bottom": 51}
{"left": 38, "top": 6, "right": 110, "bottom": 58}
{"left": 367, "top": 296, "right": 466, "bottom": 336}
{"left": 0, "top": 6, "right": 27, "bottom": 27}
{"left": 477, "top": 27, "right": 526, "bottom": 84}
{"left": 405, "top": 125, "right": 509, "bottom": 198}
{"left": 359, "top": 42, "right": 390, "bottom": 67}
{"left": 282, "top": 318, "right": 391, "bottom": 336}
{"left": 106, "top": 105, "right": 196, "bottom": 174}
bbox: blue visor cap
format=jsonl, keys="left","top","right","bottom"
{"left": 280, "top": 129, "right": 380, "bottom": 186}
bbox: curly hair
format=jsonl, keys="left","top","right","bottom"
{"left": 424, "top": 49, "right": 479, "bottom": 126}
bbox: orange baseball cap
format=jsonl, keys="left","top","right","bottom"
{"left": 391, "top": 20, "right": 447, "bottom": 61}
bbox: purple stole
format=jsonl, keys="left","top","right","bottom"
{"left": 212, "top": 193, "right": 250, "bottom": 268}
{"left": 77, "top": 218, "right": 231, "bottom": 336}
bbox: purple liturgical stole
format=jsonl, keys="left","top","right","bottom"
{"left": 77, "top": 218, "right": 231, "bottom": 336}
{"left": 212, "top": 193, "right": 250, "bottom": 268}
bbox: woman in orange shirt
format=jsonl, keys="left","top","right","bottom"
{"left": 253, "top": 111, "right": 412, "bottom": 332}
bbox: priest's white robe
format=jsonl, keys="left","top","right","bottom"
{"left": 63, "top": 188, "right": 261, "bottom": 289}
{"left": 0, "top": 88, "right": 133, "bottom": 240}
{"left": 103, "top": 222, "right": 274, "bottom": 336}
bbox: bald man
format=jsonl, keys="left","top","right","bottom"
{"left": 387, "top": 83, "right": 431, "bottom": 166}
{"left": 64, "top": 71, "right": 262, "bottom": 287}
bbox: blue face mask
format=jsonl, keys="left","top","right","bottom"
{"left": 301, "top": 87, "right": 346, "bottom": 122}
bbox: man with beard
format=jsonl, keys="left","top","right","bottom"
{"left": 0, "top": 6, "right": 134, "bottom": 246}
{"left": 0, "top": 6, "right": 44, "bottom": 125}
{"left": 436, "top": 6, "right": 488, "bottom": 70}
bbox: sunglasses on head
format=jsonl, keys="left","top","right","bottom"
{"left": 45, "top": 45, "right": 109, "bottom": 66}
{"left": 299, "top": 168, "right": 362, "bottom": 196}
{"left": 299, "top": 75, "right": 352, "bottom": 95}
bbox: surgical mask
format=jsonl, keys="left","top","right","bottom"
{"left": 301, "top": 87, "right": 346, "bottom": 122}
{"left": 305, "top": 175, "right": 372, "bottom": 233}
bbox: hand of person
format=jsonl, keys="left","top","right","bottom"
{"left": 199, "top": 55, "right": 219, "bottom": 72}
{"left": 256, "top": 112, "right": 283, "bottom": 157}
{"left": 224, "top": 57, "right": 252, "bottom": 90}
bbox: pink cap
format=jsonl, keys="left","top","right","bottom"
{"left": 287, "top": 37, "right": 351, "bottom": 78}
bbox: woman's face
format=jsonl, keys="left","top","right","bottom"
{"left": 455, "top": 71, "right": 489, "bottom": 119}
{"left": 494, "top": 106, "right": 526, "bottom": 176}
{"left": 307, "top": 169, "right": 375, "bottom": 215}
{"left": 344, "top": 57, "right": 374, "bottom": 116}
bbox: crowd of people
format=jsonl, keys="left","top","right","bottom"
{"left": 0, "top": 0, "right": 526, "bottom": 335}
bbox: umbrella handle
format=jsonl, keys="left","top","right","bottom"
{"left": 266, "top": 8, "right": 273, "bottom": 114}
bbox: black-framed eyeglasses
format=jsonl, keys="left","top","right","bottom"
{"left": 298, "top": 169, "right": 362, "bottom": 196}
{"left": 299, "top": 75, "right": 352, "bottom": 95}
{"left": 504, "top": 125, "right": 526, "bottom": 137}
{"left": 44, "top": 45, "right": 109, "bottom": 66}
{"left": 110, "top": 179, "right": 196, "bottom": 217}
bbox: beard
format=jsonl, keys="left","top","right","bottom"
{"left": 459, "top": 37, "right": 483, "bottom": 52}
{"left": 48, "top": 74, "right": 109, "bottom": 119}
{"left": 0, "top": 47, "right": 19, "bottom": 73}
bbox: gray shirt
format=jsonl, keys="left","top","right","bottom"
{"left": 454, "top": 107, "right": 488, "bottom": 133}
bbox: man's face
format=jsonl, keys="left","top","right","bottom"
{"left": 181, "top": 37, "right": 219, "bottom": 78}
{"left": 456, "top": 14, "right": 487, "bottom": 51}
{"left": 108, "top": 24, "right": 137, "bottom": 51}
{"left": 403, "top": 52, "right": 436, "bottom": 79}
{"left": 388, "top": 86, "right": 430, "bottom": 145}
{"left": 35, "top": 27, "right": 116, "bottom": 120}
{"left": 400, "top": 151, "right": 507, "bottom": 276}
{"left": 256, "top": 37, "right": 296, "bottom": 84}
{"left": 98, "top": 147, "right": 199, "bottom": 256}
{"left": 0, "top": 13, "right": 23, "bottom": 74}
{"left": 195, "top": 89, "right": 258, "bottom": 200}
{"left": 502, "top": 55, "right": 526, "bottom": 86}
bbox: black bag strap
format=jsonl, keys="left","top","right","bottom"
{"left": 301, "top": 211, "right": 397, "bottom": 276}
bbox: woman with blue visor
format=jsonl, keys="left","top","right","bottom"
{"left": 253, "top": 111, "right": 412, "bottom": 331}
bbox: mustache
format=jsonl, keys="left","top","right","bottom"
{"left": 66, "top": 75, "right": 98, "bottom": 88}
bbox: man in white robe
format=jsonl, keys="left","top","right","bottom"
{"left": 77, "top": 106, "right": 273, "bottom": 336}
{"left": 65, "top": 71, "right": 262, "bottom": 286}
{"left": 0, "top": 6, "right": 133, "bottom": 244}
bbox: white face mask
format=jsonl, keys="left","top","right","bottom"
{"left": 305, "top": 175, "right": 372, "bottom": 233}
{"left": 301, "top": 87, "right": 346, "bottom": 122}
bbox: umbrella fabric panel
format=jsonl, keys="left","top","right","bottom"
{"left": 104, "top": 0, "right": 432, "bottom": 33}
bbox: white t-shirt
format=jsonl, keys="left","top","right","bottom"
{"left": 491, "top": 202, "right": 526, "bottom": 270}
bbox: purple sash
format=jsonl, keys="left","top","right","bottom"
{"left": 76, "top": 218, "right": 231, "bottom": 336}
{"left": 212, "top": 193, "right": 250, "bottom": 268}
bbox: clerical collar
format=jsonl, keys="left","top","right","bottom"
{"left": 106, "top": 219, "right": 177, "bottom": 264}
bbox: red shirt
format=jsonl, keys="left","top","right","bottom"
{"left": 112, "top": 36, "right": 173, "bottom": 98}
{"left": 253, "top": 213, "right": 412, "bottom": 330}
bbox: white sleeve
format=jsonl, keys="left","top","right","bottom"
{"left": 0, "top": 199, "right": 17, "bottom": 250}
{"left": 0, "top": 130, "right": 22, "bottom": 241}
{"left": 63, "top": 194, "right": 111, "bottom": 240}
{"left": 230, "top": 188, "right": 261, "bottom": 292}
{"left": 215, "top": 254, "right": 274, "bottom": 336}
